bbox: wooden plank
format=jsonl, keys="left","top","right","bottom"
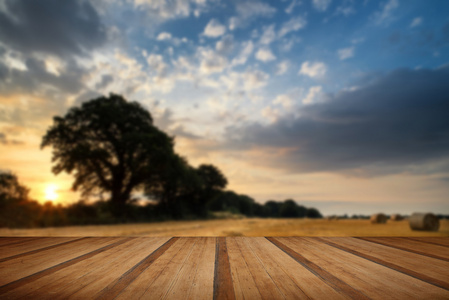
{"left": 235, "top": 237, "right": 285, "bottom": 299}
{"left": 358, "top": 237, "right": 449, "bottom": 262}
{"left": 96, "top": 237, "right": 177, "bottom": 300}
{"left": 0, "top": 237, "right": 125, "bottom": 288}
{"left": 268, "top": 237, "right": 367, "bottom": 300}
{"left": 226, "top": 237, "right": 262, "bottom": 300}
{"left": 407, "top": 237, "right": 449, "bottom": 247}
{"left": 165, "top": 237, "right": 216, "bottom": 300}
{"left": 115, "top": 238, "right": 195, "bottom": 299}
{"left": 0, "top": 237, "right": 170, "bottom": 299}
{"left": 0, "top": 237, "right": 86, "bottom": 262}
{"left": 276, "top": 237, "right": 449, "bottom": 299}
{"left": 320, "top": 237, "right": 449, "bottom": 291}
{"left": 248, "top": 237, "right": 348, "bottom": 299}
{"left": 0, "top": 237, "right": 41, "bottom": 247}
{"left": 213, "top": 237, "right": 235, "bottom": 300}
{"left": 0, "top": 237, "right": 77, "bottom": 259}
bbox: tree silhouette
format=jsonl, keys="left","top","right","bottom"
{"left": 0, "top": 172, "right": 40, "bottom": 227}
{"left": 193, "top": 164, "right": 227, "bottom": 217}
{"left": 146, "top": 154, "right": 202, "bottom": 219}
{"left": 41, "top": 94, "right": 174, "bottom": 217}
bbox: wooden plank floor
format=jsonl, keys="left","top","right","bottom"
{"left": 0, "top": 237, "right": 448, "bottom": 299}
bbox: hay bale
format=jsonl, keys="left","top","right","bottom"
{"left": 370, "top": 213, "right": 387, "bottom": 224}
{"left": 409, "top": 213, "right": 440, "bottom": 231}
{"left": 390, "top": 214, "right": 404, "bottom": 221}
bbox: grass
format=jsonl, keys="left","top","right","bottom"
{"left": 0, "top": 218, "right": 448, "bottom": 237}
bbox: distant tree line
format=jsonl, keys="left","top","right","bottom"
{"left": 209, "top": 192, "right": 322, "bottom": 218}
{"left": 1, "top": 94, "right": 322, "bottom": 228}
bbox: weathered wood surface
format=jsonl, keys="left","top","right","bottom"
{"left": 0, "top": 237, "right": 448, "bottom": 299}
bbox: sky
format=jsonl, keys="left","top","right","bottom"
{"left": 0, "top": 0, "right": 449, "bottom": 216}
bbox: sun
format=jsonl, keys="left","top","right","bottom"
{"left": 44, "top": 184, "right": 59, "bottom": 202}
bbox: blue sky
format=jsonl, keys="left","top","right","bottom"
{"left": 0, "top": 0, "right": 449, "bottom": 215}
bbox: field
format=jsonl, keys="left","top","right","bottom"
{"left": 1, "top": 218, "right": 448, "bottom": 237}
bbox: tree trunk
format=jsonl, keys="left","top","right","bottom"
{"left": 110, "top": 187, "right": 128, "bottom": 219}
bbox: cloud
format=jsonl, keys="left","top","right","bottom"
{"left": 242, "top": 69, "right": 269, "bottom": 90}
{"left": 199, "top": 48, "right": 227, "bottom": 74}
{"left": 255, "top": 48, "right": 276, "bottom": 62}
{"left": 285, "top": 0, "right": 300, "bottom": 14}
{"left": 0, "top": 0, "right": 107, "bottom": 58}
{"left": 276, "top": 60, "right": 289, "bottom": 75}
{"left": 146, "top": 54, "right": 168, "bottom": 77}
{"left": 335, "top": 3, "right": 356, "bottom": 16}
{"left": 0, "top": 55, "right": 85, "bottom": 96}
{"left": 215, "top": 35, "right": 234, "bottom": 55}
{"left": 273, "top": 94, "right": 294, "bottom": 109}
{"left": 95, "top": 74, "right": 114, "bottom": 90}
{"left": 220, "top": 68, "right": 449, "bottom": 176}
{"left": 373, "top": 0, "right": 399, "bottom": 26}
{"left": 133, "top": 0, "right": 210, "bottom": 21}
{"left": 230, "top": 1, "right": 276, "bottom": 30}
{"left": 410, "top": 17, "right": 422, "bottom": 28}
{"left": 259, "top": 25, "right": 276, "bottom": 45}
{"left": 231, "top": 41, "right": 254, "bottom": 66}
{"left": 278, "top": 16, "right": 307, "bottom": 37}
{"left": 0, "top": 132, "right": 23, "bottom": 145}
{"left": 203, "top": 19, "right": 226, "bottom": 38}
{"left": 298, "top": 61, "right": 327, "bottom": 78}
{"left": 312, "top": 0, "right": 332, "bottom": 12}
{"left": 302, "top": 86, "right": 326, "bottom": 105}
{"left": 157, "top": 32, "right": 172, "bottom": 40}
{"left": 261, "top": 106, "right": 280, "bottom": 123}
{"left": 337, "top": 47, "right": 354, "bottom": 60}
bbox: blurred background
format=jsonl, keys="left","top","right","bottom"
{"left": 1, "top": 0, "right": 448, "bottom": 236}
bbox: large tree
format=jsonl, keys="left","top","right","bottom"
{"left": 42, "top": 94, "right": 174, "bottom": 216}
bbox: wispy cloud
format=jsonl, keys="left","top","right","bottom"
{"left": 312, "top": 0, "right": 332, "bottom": 12}
{"left": 279, "top": 16, "right": 307, "bottom": 37}
{"left": 203, "top": 19, "right": 226, "bottom": 38}
{"left": 337, "top": 47, "right": 354, "bottom": 60}
{"left": 255, "top": 48, "right": 276, "bottom": 62}
{"left": 410, "top": 17, "right": 422, "bottom": 28}
{"left": 275, "top": 60, "right": 289, "bottom": 75}
{"left": 298, "top": 61, "right": 327, "bottom": 78}
{"left": 373, "top": 0, "right": 399, "bottom": 26}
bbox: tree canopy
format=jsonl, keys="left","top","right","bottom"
{"left": 41, "top": 94, "right": 175, "bottom": 216}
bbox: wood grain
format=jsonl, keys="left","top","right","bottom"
{"left": 0, "top": 237, "right": 448, "bottom": 300}
{"left": 96, "top": 237, "right": 177, "bottom": 300}
{"left": 320, "top": 237, "right": 449, "bottom": 291}
{"left": 268, "top": 237, "right": 367, "bottom": 299}
{"left": 0, "top": 237, "right": 85, "bottom": 262}
{"left": 407, "top": 237, "right": 449, "bottom": 247}
{"left": 358, "top": 237, "right": 449, "bottom": 261}
{"left": 0, "top": 237, "right": 80, "bottom": 259}
{"left": 213, "top": 237, "right": 235, "bottom": 300}
{"left": 0, "top": 238, "right": 131, "bottom": 295}
{"left": 0, "top": 237, "right": 169, "bottom": 299}
{"left": 275, "top": 237, "right": 449, "bottom": 299}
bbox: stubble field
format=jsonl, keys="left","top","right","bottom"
{"left": 1, "top": 218, "right": 448, "bottom": 237}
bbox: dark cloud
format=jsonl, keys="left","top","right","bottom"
{"left": 0, "top": 57, "right": 85, "bottom": 95}
{"left": 73, "top": 90, "right": 103, "bottom": 107}
{"left": 95, "top": 74, "right": 114, "bottom": 90}
{"left": 0, "top": 0, "right": 106, "bottom": 57}
{"left": 0, "top": 132, "right": 23, "bottom": 145}
{"left": 222, "top": 68, "right": 449, "bottom": 176}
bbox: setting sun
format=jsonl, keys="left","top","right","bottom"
{"left": 44, "top": 184, "right": 59, "bottom": 202}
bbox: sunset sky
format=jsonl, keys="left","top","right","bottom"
{"left": 1, "top": 0, "right": 449, "bottom": 215}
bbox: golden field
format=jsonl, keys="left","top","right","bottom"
{"left": 0, "top": 218, "right": 448, "bottom": 237}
